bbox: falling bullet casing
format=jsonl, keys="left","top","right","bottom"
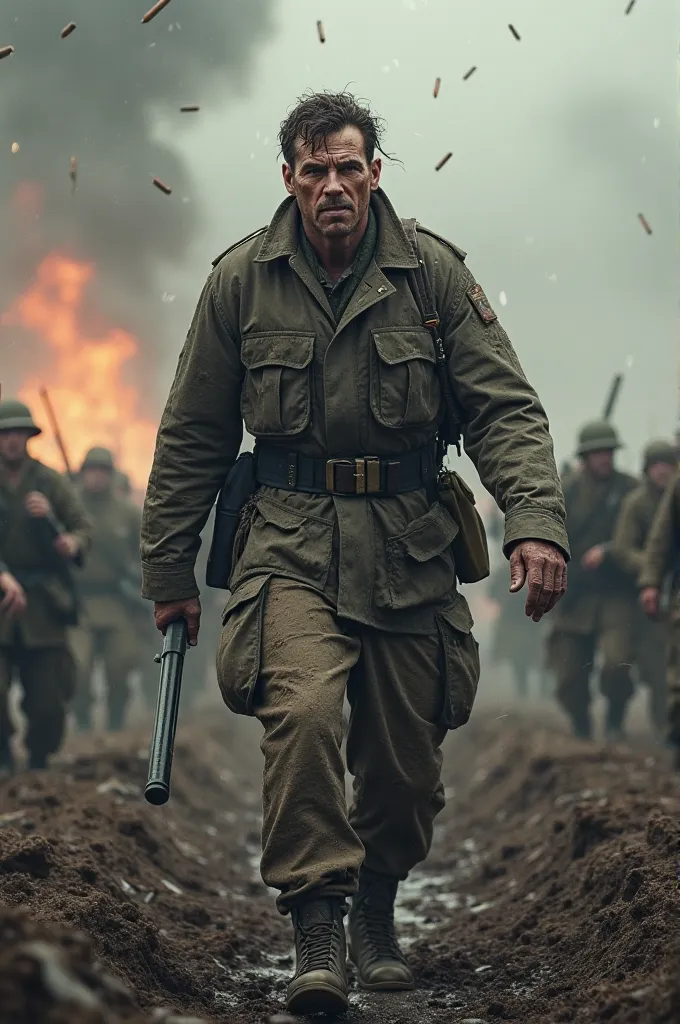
{"left": 153, "top": 177, "right": 172, "bottom": 195}
{"left": 433, "top": 77, "right": 441, "bottom": 98}
{"left": 61, "top": 23, "right": 76, "bottom": 39}
{"left": 435, "top": 152, "right": 452, "bottom": 171}
{"left": 142, "top": 0, "right": 172, "bottom": 25}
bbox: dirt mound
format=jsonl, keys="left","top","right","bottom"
{"left": 0, "top": 709, "right": 678, "bottom": 1023}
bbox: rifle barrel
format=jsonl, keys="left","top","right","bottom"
{"left": 144, "top": 618, "right": 188, "bottom": 806}
{"left": 603, "top": 374, "right": 623, "bottom": 421}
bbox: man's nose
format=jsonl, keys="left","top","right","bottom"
{"left": 323, "top": 169, "right": 344, "bottom": 193}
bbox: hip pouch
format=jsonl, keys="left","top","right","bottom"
{"left": 437, "top": 470, "right": 490, "bottom": 584}
{"left": 206, "top": 453, "right": 257, "bottom": 590}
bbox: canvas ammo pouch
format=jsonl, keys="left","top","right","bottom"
{"left": 206, "top": 452, "right": 257, "bottom": 590}
{"left": 402, "top": 218, "right": 490, "bottom": 585}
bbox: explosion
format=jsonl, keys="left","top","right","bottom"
{"left": 1, "top": 252, "right": 157, "bottom": 495}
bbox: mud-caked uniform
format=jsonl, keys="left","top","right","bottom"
{"left": 613, "top": 454, "right": 675, "bottom": 733}
{"left": 70, "top": 454, "right": 143, "bottom": 731}
{"left": 141, "top": 189, "right": 568, "bottom": 915}
{"left": 640, "top": 472, "right": 680, "bottom": 750}
{"left": 550, "top": 440, "right": 637, "bottom": 736}
{"left": 0, "top": 457, "right": 91, "bottom": 765}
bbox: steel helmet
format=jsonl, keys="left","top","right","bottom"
{"left": 0, "top": 399, "right": 41, "bottom": 436}
{"left": 576, "top": 420, "right": 621, "bottom": 457}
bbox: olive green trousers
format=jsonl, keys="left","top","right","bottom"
{"left": 217, "top": 576, "right": 479, "bottom": 913}
{"left": 0, "top": 643, "right": 75, "bottom": 759}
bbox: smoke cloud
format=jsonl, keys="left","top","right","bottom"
{"left": 0, "top": 0, "right": 274, "bottom": 362}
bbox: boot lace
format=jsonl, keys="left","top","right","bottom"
{"left": 297, "top": 919, "right": 342, "bottom": 976}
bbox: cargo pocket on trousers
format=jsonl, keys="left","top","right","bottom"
{"left": 217, "top": 574, "right": 271, "bottom": 716}
{"left": 234, "top": 495, "right": 334, "bottom": 588}
{"left": 382, "top": 502, "right": 458, "bottom": 610}
{"left": 436, "top": 596, "right": 480, "bottom": 729}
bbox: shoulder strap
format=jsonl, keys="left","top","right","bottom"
{"left": 402, "top": 218, "right": 462, "bottom": 461}
{"left": 212, "top": 226, "right": 267, "bottom": 268}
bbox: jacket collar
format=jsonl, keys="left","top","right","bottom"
{"left": 254, "top": 187, "right": 419, "bottom": 271}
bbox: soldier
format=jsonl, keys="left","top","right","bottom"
{"left": 640, "top": 471, "right": 680, "bottom": 768}
{"left": 69, "top": 447, "right": 143, "bottom": 732}
{"left": 140, "top": 92, "right": 568, "bottom": 1015}
{"left": 0, "top": 399, "right": 91, "bottom": 770}
{"left": 549, "top": 421, "right": 637, "bottom": 740}
{"left": 612, "top": 440, "right": 677, "bottom": 738}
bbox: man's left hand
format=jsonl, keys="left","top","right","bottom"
{"left": 509, "top": 540, "right": 568, "bottom": 622}
{"left": 54, "top": 533, "right": 80, "bottom": 560}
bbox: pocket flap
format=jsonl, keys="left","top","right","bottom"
{"left": 241, "top": 332, "right": 314, "bottom": 371}
{"left": 222, "top": 572, "right": 271, "bottom": 622}
{"left": 372, "top": 328, "right": 436, "bottom": 367}
{"left": 255, "top": 495, "right": 312, "bottom": 531}
{"left": 437, "top": 592, "right": 474, "bottom": 634}
{"left": 396, "top": 503, "right": 459, "bottom": 563}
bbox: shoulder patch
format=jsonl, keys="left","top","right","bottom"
{"left": 414, "top": 223, "right": 467, "bottom": 262}
{"left": 212, "top": 226, "right": 267, "bottom": 268}
{"left": 467, "top": 283, "right": 497, "bottom": 323}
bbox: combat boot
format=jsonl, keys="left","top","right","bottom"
{"left": 605, "top": 700, "right": 626, "bottom": 742}
{"left": 571, "top": 708, "right": 592, "bottom": 741}
{"left": 286, "top": 897, "right": 349, "bottom": 1015}
{"left": 348, "top": 869, "right": 414, "bottom": 991}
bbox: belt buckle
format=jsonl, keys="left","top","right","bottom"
{"left": 325, "top": 457, "right": 382, "bottom": 494}
{"left": 326, "top": 458, "right": 354, "bottom": 494}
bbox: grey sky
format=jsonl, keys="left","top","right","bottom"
{"left": 157, "top": 0, "right": 678, "bottom": 471}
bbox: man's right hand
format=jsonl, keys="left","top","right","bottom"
{"left": 640, "top": 587, "right": 660, "bottom": 619}
{"left": 154, "top": 597, "right": 201, "bottom": 646}
{"left": 25, "top": 491, "right": 52, "bottom": 518}
{"left": 0, "top": 572, "right": 27, "bottom": 619}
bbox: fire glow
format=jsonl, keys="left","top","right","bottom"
{"left": 2, "top": 253, "right": 157, "bottom": 494}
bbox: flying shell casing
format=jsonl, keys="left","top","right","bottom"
{"left": 637, "top": 212, "right": 652, "bottom": 235}
{"left": 433, "top": 77, "right": 441, "bottom": 98}
{"left": 509, "top": 24, "right": 521, "bottom": 40}
{"left": 69, "top": 156, "right": 77, "bottom": 181}
{"left": 435, "top": 152, "right": 452, "bottom": 171}
{"left": 317, "top": 20, "right": 326, "bottom": 43}
{"left": 0, "top": 45, "right": 15, "bottom": 60}
{"left": 463, "top": 66, "right": 477, "bottom": 81}
{"left": 61, "top": 23, "right": 76, "bottom": 39}
{"left": 180, "top": 105, "right": 200, "bottom": 112}
{"left": 153, "top": 177, "right": 172, "bottom": 195}
{"left": 142, "top": 0, "right": 172, "bottom": 25}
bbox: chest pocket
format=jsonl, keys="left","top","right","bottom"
{"left": 240, "top": 332, "right": 315, "bottom": 437}
{"left": 370, "top": 327, "right": 441, "bottom": 428}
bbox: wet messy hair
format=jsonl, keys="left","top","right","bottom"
{"left": 278, "top": 90, "right": 389, "bottom": 169}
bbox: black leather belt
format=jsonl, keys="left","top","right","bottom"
{"left": 255, "top": 444, "right": 437, "bottom": 496}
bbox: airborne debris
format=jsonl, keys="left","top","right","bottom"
{"left": 69, "top": 156, "right": 77, "bottom": 192}
{"left": 11, "top": 142, "right": 19, "bottom": 154}
{"left": 160, "top": 878, "right": 183, "bottom": 895}
{"left": 119, "top": 878, "right": 136, "bottom": 895}
{"left": 180, "top": 105, "right": 200, "bottom": 112}
{"left": 0, "top": 45, "right": 14, "bottom": 60}
{"left": 316, "top": 20, "right": 326, "bottom": 43}
{"left": 433, "top": 76, "right": 441, "bottom": 98}
{"left": 509, "top": 24, "right": 521, "bottom": 40}
{"left": 435, "top": 151, "right": 452, "bottom": 171}
{"left": 638, "top": 212, "right": 652, "bottom": 235}
{"left": 153, "top": 177, "right": 172, "bottom": 195}
{"left": 60, "top": 23, "right": 76, "bottom": 39}
{"left": 463, "top": 66, "right": 477, "bottom": 81}
{"left": 142, "top": 0, "right": 172, "bottom": 24}
{"left": 625, "top": 0, "right": 637, "bottom": 12}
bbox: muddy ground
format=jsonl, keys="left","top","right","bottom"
{"left": 0, "top": 692, "right": 679, "bottom": 1024}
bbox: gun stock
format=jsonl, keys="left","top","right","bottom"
{"left": 144, "top": 618, "right": 188, "bottom": 806}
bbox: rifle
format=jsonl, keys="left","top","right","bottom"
{"left": 39, "top": 387, "right": 74, "bottom": 478}
{"left": 144, "top": 618, "right": 188, "bottom": 806}
{"left": 602, "top": 374, "right": 623, "bottom": 421}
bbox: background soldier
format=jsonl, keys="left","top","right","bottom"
{"left": 0, "top": 399, "right": 91, "bottom": 770}
{"left": 488, "top": 566, "right": 547, "bottom": 698}
{"left": 612, "top": 440, "right": 677, "bottom": 739}
{"left": 70, "top": 447, "right": 143, "bottom": 732}
{"left": 140, "top": 92, "right": 568, "bottom": 1016}
{"left": 640, "top": 471, "right": 680, "bottom": 768}
{"left": 549, "top": 420, "right": 637, "bottom": 740}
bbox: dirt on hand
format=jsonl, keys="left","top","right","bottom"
{"left": 0, "top": 708, "right": 678, "bottom": 1024}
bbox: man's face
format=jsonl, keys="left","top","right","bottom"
{"left": 82, "top": 467, "right": 113, "bottom": 494}
{"left": 647, "top": 461, "right": 675, "bottom": 490}
{"left": 282, "top": 125, "right": 381, "bottom": 240}
{"left": 584, "top": 450, "right": 614, "bottom": 479}
{"left": 0, "top": 429, "right": 31, "bottom": 466}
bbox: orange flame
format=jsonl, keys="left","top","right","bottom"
{"left": 2, "top": 253, "right": 157, "bottom": 495}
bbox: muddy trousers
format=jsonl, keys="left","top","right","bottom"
{"left": 217, "top": 578, "right": 467, "bottom": 914}
{"left": 69, "top": 627, "right": 137, "bottom": 731}
{"left": 0, "top": 645, "right": 75, "bottom": 761}
{"left": 636, "top": 619, "right": 668, "bottom": 733}
{"left": 550, "top": 630, "right": 634, "bottom": 731}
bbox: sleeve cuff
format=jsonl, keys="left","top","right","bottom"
{"left": 141, "top": 561, "right": 199, "bottom": 603}
{"left": 638, "top": 571, "right": 661, "bottom": 590}
{"left": 503, "top": 511, "right": 570, "bottom": 560}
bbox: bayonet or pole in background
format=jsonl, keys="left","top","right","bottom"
{"left": 39, "top": 386, "right": 74, "bottom": 478}
{"left": 602, "top": 373, "right": 623, "bottom": 421}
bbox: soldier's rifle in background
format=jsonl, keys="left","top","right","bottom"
{"left": 36, "top": 386, "right": 83, "bottom": 567}
{"left": 602, "top": 373, "right": 623, "bottom": 422}
{"left": 144, "top": 618, "right": 188, "bottom": 806}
